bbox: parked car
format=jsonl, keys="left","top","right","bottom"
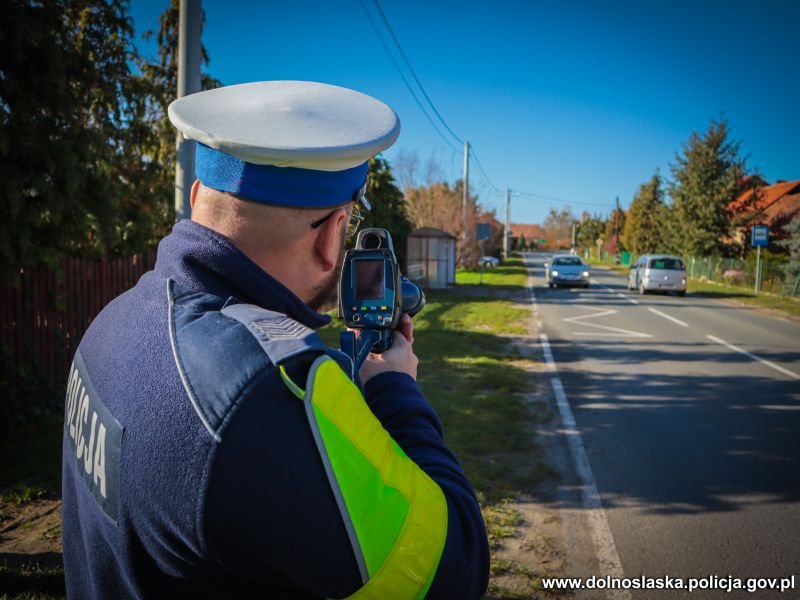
{"left": 480, "top": 256, "right": 500, "bottom": 267}
{"left": 545, "top": 254, "right": 590, "bottom": 288}
{"left": 628, "top": 255, "right": 687, "bottom": 296}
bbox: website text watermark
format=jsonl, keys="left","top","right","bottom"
{"left": 541, "top": 575, "right": 796, "bottom": 593}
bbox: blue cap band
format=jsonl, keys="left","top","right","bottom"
{"left": 195, "top": 143, "right": 369, "bottom": 208}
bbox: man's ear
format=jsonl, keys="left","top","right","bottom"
{"left": 312, "top": 207, "right": 348, "bottom": 272}
{"left": 190, "top": 179, "right": 201, "bottom": 210}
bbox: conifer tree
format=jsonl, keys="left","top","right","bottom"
{"left": 669, "top": 118, "right": 747, "bottom": 257}
{"left": 623, "top": 172, "right": 668, "bottom": 256}
{"left": 0, "top": 0, "right": 137, "bottom": 280}
{"left": 0, "top": 0, "right": 220, "bottom": 282}
{"left": 361, "top": 157, "right": 413, "bottom": 269}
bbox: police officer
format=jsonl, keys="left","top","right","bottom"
{"left": 61, "top": 81, "right": 489, "bottom": 599}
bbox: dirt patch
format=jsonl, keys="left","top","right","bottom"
{"left": 481, "top": 330, "right": 575, "bottom": 600}
{"left": 0, "top": 496, "right": 64, "bottom": 599}
{"left": 487, "top": 493, "right": 574, "bottom": 599}
{"left": 0, "top": 499, "right": 62, "bottom": 558}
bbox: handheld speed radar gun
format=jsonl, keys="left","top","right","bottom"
{"left": 338, "top": 228, "right": 425, "bottom": 368}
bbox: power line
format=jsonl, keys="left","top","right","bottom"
{"left": 470, "top": 147, "right": 502, "bottom": 194}
{"left": 357, "top": 0, "right": 461, "bottom": 155}
{"left": 470, "top": 152, "right": 507, "bottom": 216}
{"left": 363, "top": 0, "right": 502, "bottom": 205}
{"left": 372, "top": 0, "right": 464, "bottom": 146}
{"left": 513, "top": 189, "right": 615, "bottom": 210}
{"left": 364, "top": 1, "right": 604, "bottom": 220}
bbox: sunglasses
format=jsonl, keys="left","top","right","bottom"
{"left": 310, "top": 182, "right": 370, "bottom": 239}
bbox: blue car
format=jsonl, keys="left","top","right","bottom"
{"left": 545, "top": 254, "right": 590, "bottom": 288}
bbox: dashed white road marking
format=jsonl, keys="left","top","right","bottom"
{"left": 601, "top": 284, "right": 639, "bottom": 304}
{"left": 563, "top": 309, "right": 653, "bottom": 338}
{"left": 539, "top": 330, "right": 630, "bottom": 598}
{"left": 648, "top": 307, "right": 689, "bottom": 327}
{"left": 706, "top": 335, "right": 800, "bottom": 380}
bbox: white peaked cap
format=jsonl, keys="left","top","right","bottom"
{"left": 168, "top": 81, "right": 401, "bottom": 172}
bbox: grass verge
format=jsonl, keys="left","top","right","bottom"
{"left": 592, "top": 264, "right": 800, "bottom": 318}
{"left": 687, "top": 278, "right": 800, "bottom": 318}
{"left": 456, "top": 256, "right": 529, "bottom": 290}
{"left": 0, "top": 562, "right": 65, "bottom": 600}
{"left": 323, "top": 257, "right": 553, "bottom": 597}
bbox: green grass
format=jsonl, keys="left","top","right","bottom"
{"left": 591, "top": 264, "right": 800, "bottom": 318}
{"left": 412, "top": 290, "right": 549, "bottom": 503}
{"left": 322, "top": 259, "right": 551, "bottom": 594}
{"left": 456, "top": 256, "right": 529, "bottom": 289}
{"left": 322, "top": 281, "right": 548, "bottom": 503}
{"left": 589, "top": 261, "right": 629, "bottom": 275}
{"left": 322, "top": 258, "right": 547, "bottom": 502}
{"left": 688, "top": 278, "right": 800, "bottom": 318}
{"left": 0, "top": 563, "right": 65, "bottom": 600}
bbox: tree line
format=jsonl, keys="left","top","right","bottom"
{"left": 550, "top": 117, "right": 797, "bottom": 278}
{"left": 622, "top": 118, "right": 750, "bottom": 258}
{"left": 0, "top": 1, "right": 420, "bottom": 280}
{"left": 9, "top": 3, "right": 790, "bottom": 282}
{"left": 0, "top": 0, "right": 218, "bottom": 282}
{"left": 393, "top": 150, "right": 504, "bottom": 267}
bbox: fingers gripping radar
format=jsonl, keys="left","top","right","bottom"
{"left": 338, "top": 228, "right": 425, "bottom": 369}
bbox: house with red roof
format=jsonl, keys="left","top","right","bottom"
{"left": 509, "top": 223, "right": 547, "bottom": 249}
{"left": 728, "top": 178, "right": 800, "bottom": 248}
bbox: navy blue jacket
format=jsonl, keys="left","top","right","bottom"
{"left": 61, "top": 220, "right": 489, "bottom": 599}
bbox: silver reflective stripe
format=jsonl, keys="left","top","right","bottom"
{"left": 166, "top": 278, "right": 220, "bottom": 442}
{"left": 304, "top": 354, "right": 368, "bottom": 585}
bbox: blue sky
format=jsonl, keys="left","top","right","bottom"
{"left": 130, "top": 0, "right": 800, "bottom": 224}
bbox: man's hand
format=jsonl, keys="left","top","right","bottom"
{"left": 359, "top": 314, "right": 418, "bottom": 384}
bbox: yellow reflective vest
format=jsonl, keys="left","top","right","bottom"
{"left": 280, "top": 355, "right": 448, "bottom": 600}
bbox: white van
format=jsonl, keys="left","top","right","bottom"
{"left": 627, "top": 255, "right": 686, "bottom": 296}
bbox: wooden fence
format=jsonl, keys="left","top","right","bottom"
{"left": 0, "top": 252, "right": 157, "bottom": 398}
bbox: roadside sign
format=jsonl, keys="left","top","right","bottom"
{"left": 476, "top": 223, "right": 490, "bottom": 241}
{"left": 752, "top": 225, "right": 769, "bottom": 247}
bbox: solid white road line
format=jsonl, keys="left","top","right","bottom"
{"left": 529, "top": 277, "right": 543, "bottom": 331}
{"left": 648, "top": 307, "right": 689, "bottom": 327}
{"left": 539, "top": 331, "right": 630, "bottom": 597}
{"left": 707, "top": 335, "right": 800, "bottom": 380}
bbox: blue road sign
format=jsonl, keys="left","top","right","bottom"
{"left": 752, "top": 225, "right": 769, "bottom": 247}
{"left": 476, "top": 223, "right": 490, "bottom": 241}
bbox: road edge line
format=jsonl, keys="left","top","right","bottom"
{"left": 528, "top": 267, "right": 630, "bottom": 598}
{"left": 538, "top": 332, "right": 629, "bottom": 597}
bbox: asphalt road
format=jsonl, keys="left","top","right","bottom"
{"left": 524, "top": 252, "right": 800, "bottom": 598}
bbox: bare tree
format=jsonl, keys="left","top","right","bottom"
{"left": 543, "top": 206, "right": 577, "bottom": 249}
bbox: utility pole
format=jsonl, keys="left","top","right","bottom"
{"left": 615, "top": 195, "right": 620, "bottom": 259}
{"left": 461, "top": 141, "right": 470, "bottom": 267}
{"left": 571, "top": 222, "right": 578, "bottom": 254}
{"left": 174, "top": 0, "right": 202, "bottom": 222}
{"left": 504, "top": 188, "right": 511, "bottom": 259}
